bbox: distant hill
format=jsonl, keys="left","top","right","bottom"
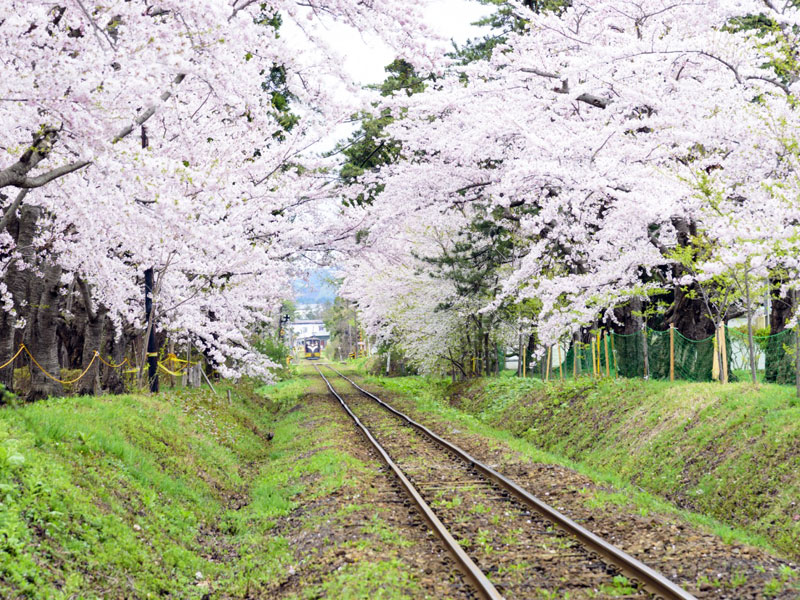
{"left": 293, "top": 269, "right": 338, "bottom": 304}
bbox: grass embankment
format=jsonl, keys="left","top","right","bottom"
{"left": 363, "top": 373, "right": 800, "bottom": 561}
{"left": 0, "top": 375, "right": 333, "bottom": 599}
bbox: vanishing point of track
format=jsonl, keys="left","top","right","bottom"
{"left": 314, "top": 362, "right": 697, "bottom": 600}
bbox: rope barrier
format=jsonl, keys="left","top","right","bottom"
{"left": 0, "top": 345, "right": 24, "bottom": 370}
{"left": 24, "top": 347, "right": 99, "bottom": 385}
{"left": 0, "top": 344, "right": 133, "bottom": 385}
{"left": 157, "top": 362, "right": 189, "bottom": 377}
{"left": 96, "top": 354, "right": 130, "bottom": 369}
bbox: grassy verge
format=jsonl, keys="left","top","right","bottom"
{"left": 361, "top": 373, "right": 800, "bottom": 561}
{"left": 1, "top": 368, "right": 447, "bottom": 599}
{"left": 0, "top": 377, "right": 316, "bottom": 598}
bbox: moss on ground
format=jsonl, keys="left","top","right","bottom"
{"left": 363, "top": 373, "right": 800, "bottom": 561}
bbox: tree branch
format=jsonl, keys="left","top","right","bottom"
{"left": 0, "top": 189, "right": 28, "bottom": 232}
{"left": 16, "top": 160, "right": 92, "bottom": 188}
{"left": 519, "top": 68, "right": 611, "bottom": 108}
{"left": 113, "top": 73, "right": 186, "bottom": 143}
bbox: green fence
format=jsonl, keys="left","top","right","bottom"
{"left": 525, "top": 326, "right": 797, "bottom": 384}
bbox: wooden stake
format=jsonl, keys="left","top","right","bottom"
{"left": 596, "top": 333, "right": 602, "bottom": 377}
{"left": 604, "top": 332, "right": 610, "bottom": 378}
{"left": 573, "top": 341, "right": 577, "bottom": 378}
{"left": 721, "top": 325, "right": 729, "bottom": 383}
{"left": 200, "top": 367, "right": 218, "bottom": 396}
{"left": 557, "top": 343, "right": 563, "bottom": 381}
{"left": 545, "top": 346, "right": 552, "bottom": 381}
{"left": 669, "top": 324, "right": 675, "bottom": 382}
{"left": 610, "top": 333, "right": 617, "bottom": 378}
{"left": 595, "top": 334, "right": 601, "bottom": 377}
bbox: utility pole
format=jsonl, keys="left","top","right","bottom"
{"left": 144, "top": 266, "right": 159, "bottom": 393}
{"left": 142, "top": 125, "right": 158, "bottom": 393}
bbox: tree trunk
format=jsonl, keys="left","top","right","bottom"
{"left": 483, "top": 330, "right": 490, "bottom": 377}
{"left": 25, "top": 259, "right": 63, "bottom": 401}
{"left": 77, "top": 307, "right": 107, "bottom": 395}
{"left": 101, "top": 319, "right": 128, "bottom": 394}
{"left": 766, "top": 281, "right": 793, "bottom": 383}
{"left": 526, "top": 332, "right": 536, "bottom": 378}
{"left": 0, "top": 198, "right": 31, "bottom": 394}
{"left": 0, "top": 311, "right": 16, "bottom": 393}
{"left": 608, "top": 303, "right": 639, "bottom": 334}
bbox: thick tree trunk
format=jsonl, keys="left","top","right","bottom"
{"left": 608, "top": 303, "right": 639, "bottom": 334}
{"left": 101, "top": 320, "right": 128, "bottom": 395}
{"left": 663, "top": 284, "right": 716, "bottom": 382}
{"left": 666, "top": 218, "right": 717, "bottom": 340}
{"left": 25, "top": 258, "right": 63, "bottom": 401}
{"left": 0, "top": 198, "right": 29, "bottom": 393}
{"left": 526, "top": 332, "right": 536, "bottom": 378}
{"left": 77, "top": 307, "right": 107, "bottom": 396}
{"left": 0, "top": 312, "right": 16, "bottom": 393}
{"left": 483, "top": 330, "right": 490, "bottom": 377}
{"left": 766, "top": 282, "right": 793, "bottom": 383}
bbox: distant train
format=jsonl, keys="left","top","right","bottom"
{"left": 304, "top": 338, "right": 322, "bottom": 360}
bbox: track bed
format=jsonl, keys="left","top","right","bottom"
{"left": 317, "top": 364, "right": 698, "bottom": 600}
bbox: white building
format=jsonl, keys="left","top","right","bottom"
{"left": 291, "top": 319, "right": 330, "bottom": 344}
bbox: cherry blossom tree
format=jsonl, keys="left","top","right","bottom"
{"left": 339, "top": 0, "right": 800, "bottom": 376}
{"left": 0, "top": 0, "right": 437, "bottom": 398}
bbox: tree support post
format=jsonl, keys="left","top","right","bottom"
{"left": 795, "top": 290, "right": 800, "bottom": 398}
{"left": 796, "top": 324, "right": 800, "bottom": 399}
{"left": 557, "top": 343, "right": 563, "bottom": 381}
{"left": 545, "top": 346, "right": 551, "bottom": 382}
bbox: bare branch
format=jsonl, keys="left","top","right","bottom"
{"left": 75, "top": 0, "right": 116, "bottom": 50}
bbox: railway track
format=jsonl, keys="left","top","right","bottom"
{"left": 315, "top": 363, "right": 697, "bottom": 600}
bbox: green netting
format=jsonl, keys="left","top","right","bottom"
{"left": 610, "top": 331, "right": 648, "bottom": 379}
{"left": 763, "top": 328, "right": 794, "bottom": 383}
{"left": 497, "top": 347, "right": 505, "bottom": 371}
{"left": 516, "top": 324, "right": 798, "bottom": 384}
{"left": 672, "top": 329, "right": 715, "bottom": 382}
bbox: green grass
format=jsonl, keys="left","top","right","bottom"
{"left": 0, "top": 377, "right": 314, "bottom": 598}
{"left": 310, "top": 558, "right": 422, "bottom": 599}
{"left": 363, "top": 373, "right": 800, "bottom": 560}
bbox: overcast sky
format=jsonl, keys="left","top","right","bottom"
{"left": 298, "top": 0, "right": 492, "bottom": 152}
{"left": 290, "top": 1, "right": 493, "bottom": 301}
{"left": 335, "top": 0, "right": 493, "bottom": 85}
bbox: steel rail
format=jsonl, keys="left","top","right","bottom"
{"left": 325, "top": 364, "right": 698, "bottom": 600}
{"left": 313, "top": 365, "right": 504, "bottom": 600}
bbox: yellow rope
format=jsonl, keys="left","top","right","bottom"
{"left": 1, "top": 344, "right": 132, "bottom": 384}
{"left": 157, "top": 362, "right": 187, "bottom": 377}
{"left": 164, "top": 352, "right": 194, "bottom": 365}
{"left": 0, "top": 345, "right": 24, "bottom": 370}
{"left": 24, "top": 346, "right": 99, "bottom": 385}
{"left": 96, "top": 354, "right": 130, "bottom": 369}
